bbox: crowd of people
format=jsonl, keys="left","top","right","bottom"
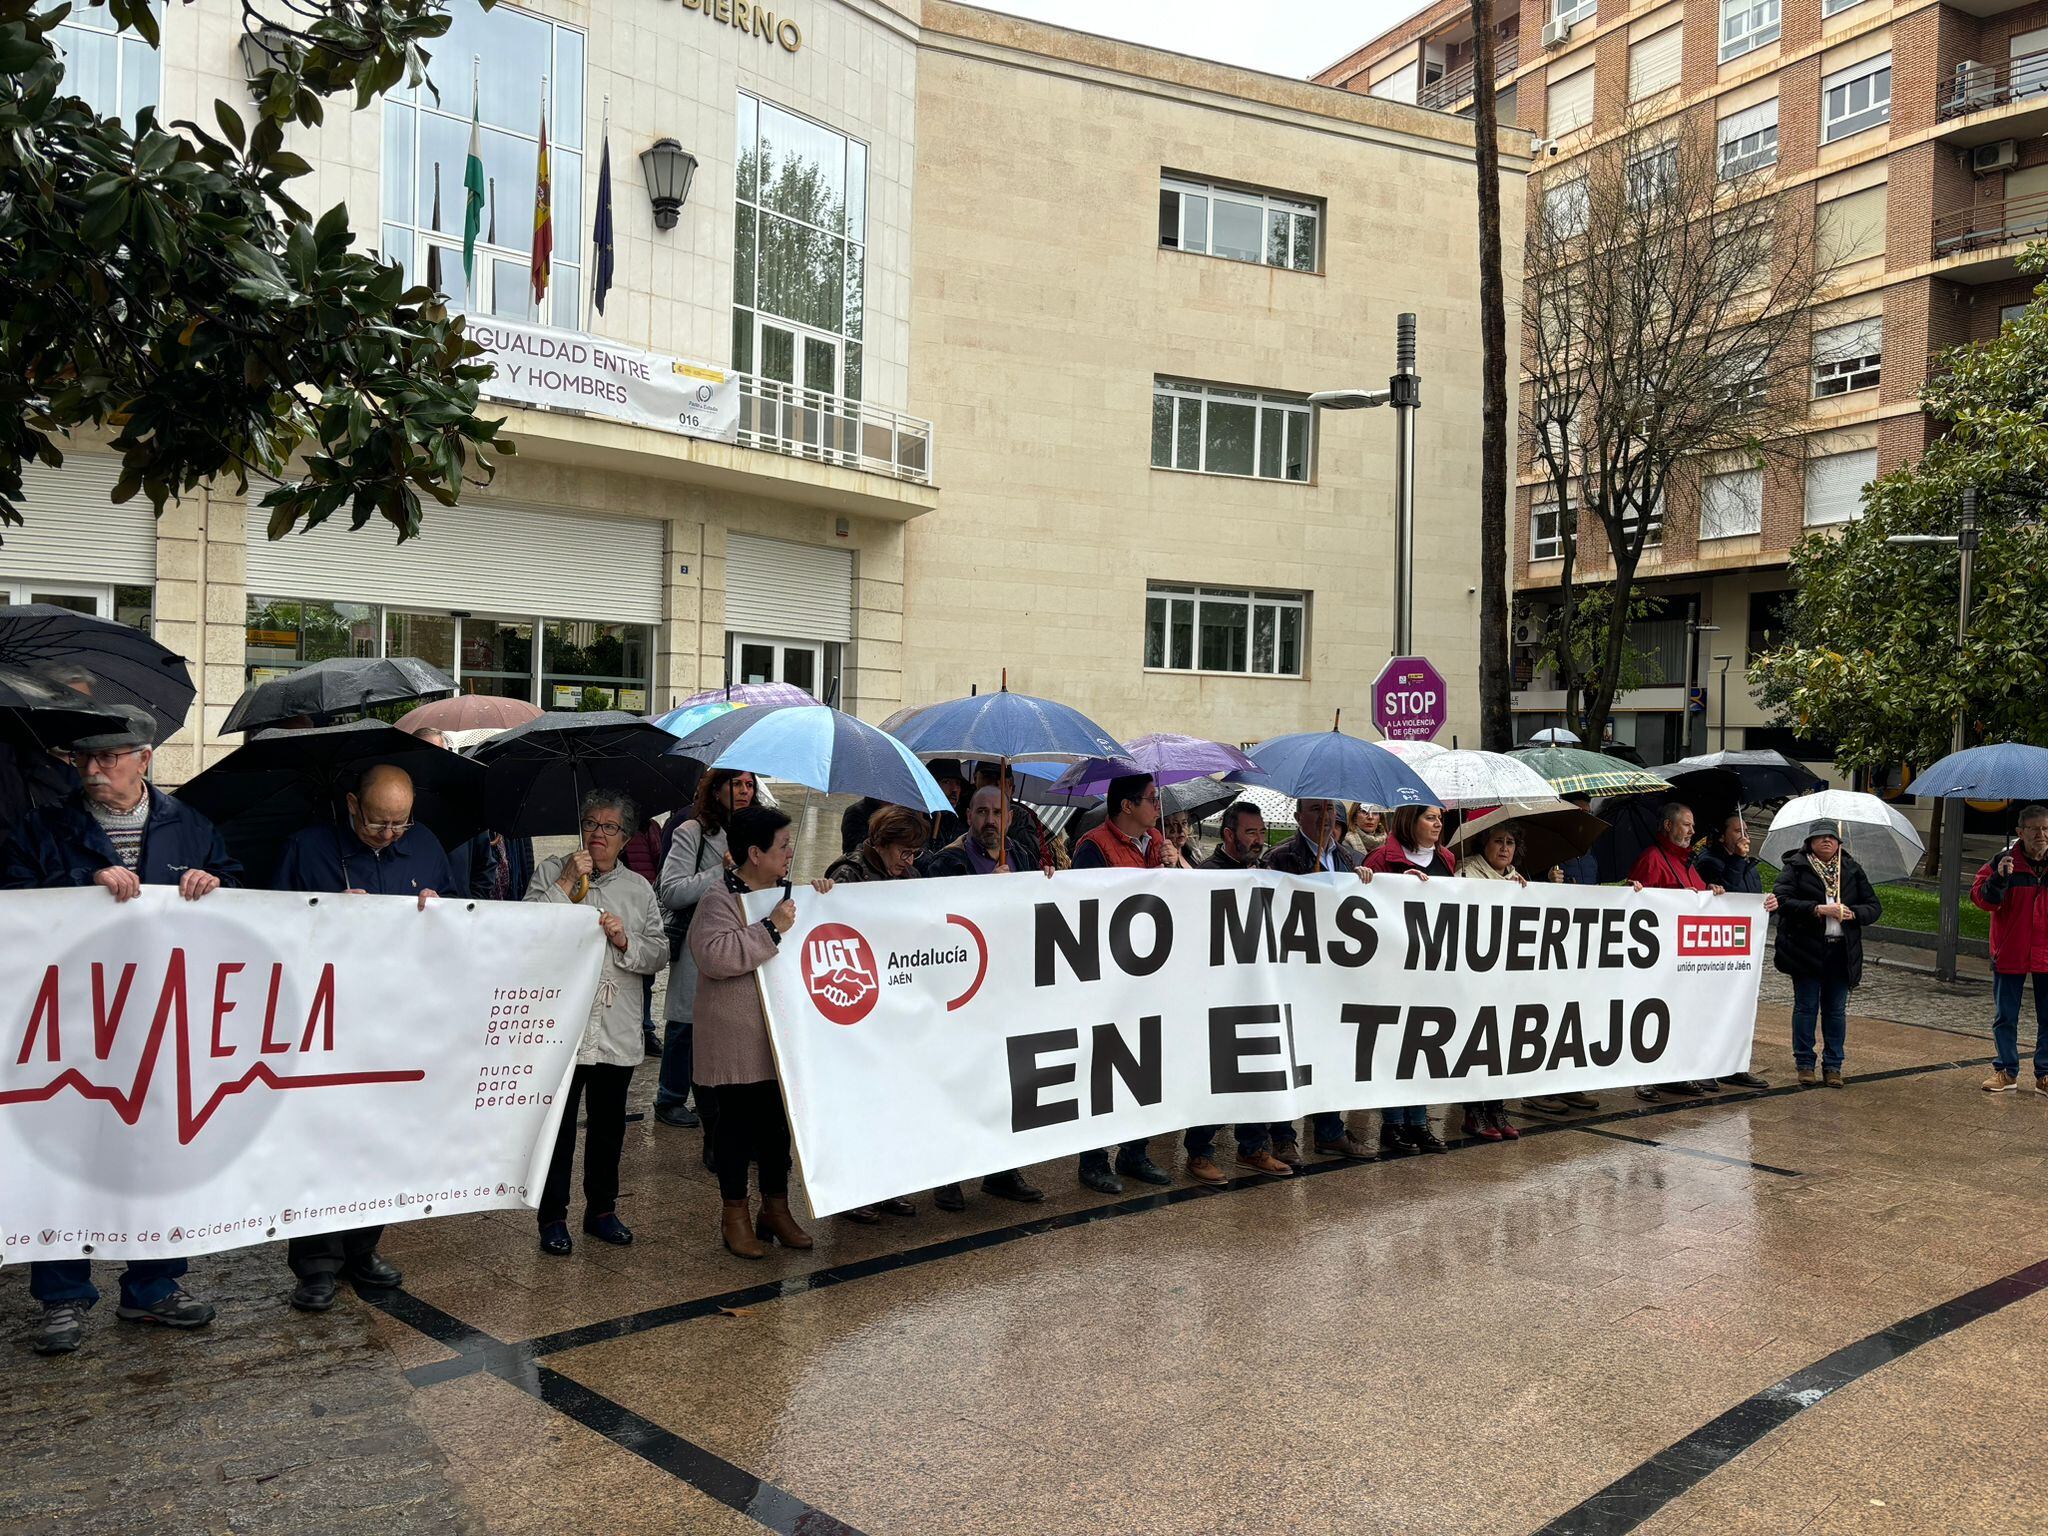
{"left": 7, "top": 704, "right": 2048, "bottom": 1360}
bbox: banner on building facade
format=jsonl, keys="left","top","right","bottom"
{"left": 468, "top": 317, "right": 741, "bottom": 443}
{"left": 757, "top": 871, "right": 1769, "bottom": 1217}
{"left": 0, "top": 888, "right": 604, "bottom": 1263}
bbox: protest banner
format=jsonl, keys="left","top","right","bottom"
{"left": 468, "top": 316, "right": 740, "bottom": 442}
{"left": 0, "top": 887, "right": 604, "bottom": 1264}
{"left": 757, "top": 870, "right": 1768, "bottom": 1217}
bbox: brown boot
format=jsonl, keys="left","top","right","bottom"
{"left": 720, "top": 1199, "right": 766, "bottom": 1260}
{"left": 754, "top": 1194, "right": 814, "bottom": 1250}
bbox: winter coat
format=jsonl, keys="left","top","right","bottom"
{"left": 1457, "top": 855, "right": 1521, "bottom": 881}
{"left": 921, "top": 833, "right": 1037, "bottom": 878}
{"left": 824, "top": 845, "right": 919, "bottom": 884}
{"left": 1198, "top": 844, "right": 1262, "bottom": 871}
{"left": 1972, "top": 847, "right": 2048, "bottom": 976}
{"left": 2, "top": 784, "right": 242, "bottom": 891}
{"left": 658, "top": 818, "right": 729, "bottom": 1024}
{"left": 1772, "top": 848, "right": 1881, "bottom": 986}
{"left": 1359, "top": 839, "right": 1456, "bottom": 878}
{"left": 525, "top": 856, "right": 667, "bottom": 1066}
{"left": 1629, "top": 838, "right": 1708, "bottom": 892}
{"left": 1694, "top": 847, "right": 1764, "bottom": 895}
{"left": 687, "top": 872, "right": 784, "bottom": 1086}
{"left": 273, "top": 821, "right": 453, "bottom": 896}
{"left": 620, "top": 821, "right": 666, "bottom": 884}
{"left": 1072, "top": 820, "right": 1166, "bottom": 869}
{"left": 1269, "top": 832, "right": 1365, "bottom": 876}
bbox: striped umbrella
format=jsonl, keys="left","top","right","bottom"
{"left": 1509, "top": 746, "right": 1672, "bottom": 798}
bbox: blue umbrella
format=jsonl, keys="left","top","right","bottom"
{"left": 671, "top": 704, "right": 953, "bottom": 813}
{"left": 1230, "top": 727, "right": 1441, "bottom": 809}
{"left": 1907, "top": 743, "right": 2048, "bottom": 801}
{"left": 888, "top": 683, "right": 1122, "bottom": 765}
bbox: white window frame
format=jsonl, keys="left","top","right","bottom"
{"left": 1622, "top": 494, "right": 1665, "bottom": 550}
{"left": 1543, "top": 174, "right": 1590, "bottom": 238}
{"left": 1803, "top": 448, "right": 1876, "bottom": 526}
{"left": 1531, "top": 499, "right": 1576, "bottom": 561}
{"left": 1720, "top": 0, "right": 1781, "bottom": 63}
{"left": 1811, "top": 317, "right": 1883, "bottom": 398}
{"left": 1159, "top": 175, "right": 1321, "bottom": 274}
{"left": 52, "top": 0, "right": 163, "bottom": 126}
{"left": 1144, "top": 583, "right": 1307, "bottom": 678}
{"left": 1821, "top": 0, "right": 1868, "bottom": 16}
{"left": 1556, "top": 0, "right": 1597, "bottom": 27}
{"left": 1699, "top": 468, "right": 1764, "bottom": 540}
{"left": 1822, "top": 53, "right": 1892, "bottom": 142}
{"left": 1152, "top": 378, "right": 1313, "bottom": 483}
{"left": 1717, "top": 100, "right": 1780, "bottom": 177}
{"left": 1626, "top": 144, "right": 1679, "bottom": 208}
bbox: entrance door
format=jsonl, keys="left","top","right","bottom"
{"left": 755, "top": 317, "right": 842, "bottom": 457}
{"left": 730, "top": 635, "right": 823, "bottom": 698}
{"left": 3, "top": 582, "right": 109, "bottom": 617}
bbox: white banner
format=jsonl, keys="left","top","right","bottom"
{"left": 0, "top": 888, "right": 604, "bottom": 1263}
{"left": 758, "top": 871, "right": 1768, "bottom": 1217}
{"left": 469, "top": 317, "right": 740, "bottom": 442}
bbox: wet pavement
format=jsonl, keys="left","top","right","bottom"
{"left": 7, "top": 879, "right": 2045, "bottom": 1534}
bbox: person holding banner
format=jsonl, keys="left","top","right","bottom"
{"left": 654, "top": 768, "right": 758, "bottom": 1131}
{"left": 1975, "top": 805, "right": 2048, "bottom": 1095}
{"left": 1628, "top": 804, "right": 1723, "bottom": 1103}
{"left": 1363, "top": 804, "right": 1454, "bottom": 1157}
{"left": 4, "top": 706, "right": 237, "bottom": 1356}
{"left": 526, "top": 791, "right": 668, "bottom": 1256}
{"left": 1692, "top": 813, "right": 1776, "bottom": 1092}
{"left": 1773, "top": 819, "right": 1880, "bottom": 1088}
{"left": 1454, "top": 825, "right": 1531, "bottom": 1141}
{"left": 690, "top": 804, "right": 836, "bottom": 1257}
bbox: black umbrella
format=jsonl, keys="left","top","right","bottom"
{"left": 0, "top": 603, "right": 195, "bottom": 739}
{"left": 1651, "top": 749, "right": 1823, "bottom": 806}
{"left": 1589, "top": 767, "right": 1743, "bottom": 881}
{"left": 221, "top": 655, "right": 455, "bottom": 735}
{"left": 1161, "top": 777, "right": 1240, "bottom": 824}
{"left": 173, "top": 720, "right": 485, "bottom": 885}
{"left": 0, "top": 663, "right": 132, "bottom": 749}
{"left": 470, "top": 711, "right": 702, "bottom": 836}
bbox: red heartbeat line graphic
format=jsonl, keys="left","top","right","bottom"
{"left": 0, "top": 951, "right": 424, "bottom": 1145}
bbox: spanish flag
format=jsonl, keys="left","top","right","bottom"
{"left": 530, "top": 92, "right": 552, "bottom": 309}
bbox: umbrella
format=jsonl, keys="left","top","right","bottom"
{"left": 1907, "top": 743, "right": 2048, "bottom": 802}
{"left": 1162, "top": 777, "right": 1243, "bottom": 824}
{"left": 1375, "top": 739, "right": 1448, "bottom": 766}
{"left": 1229, "top": 726, "right": 1440, "bottom": 809}
{"left": 1053, "top": 733, "right": 1258, "bottom": 795}
{"left": 395, "top": 694, "right": 543, "bottom": 735}
{"left": 1510, "top": 746, "right": 1672, "bottom": 799}
{"left": 0, "top": 663, "right": 130, "bottom": 748}
{"left": 173, "top": 720, "right": 485, "bottom": 884}
{"left": 471, "top": 711, "right": 703, "bottom": 836}
{"left": 1414, "top": 750, "right": 1558, "bottom": 809}
{"left": 221, "top": 655, "right": 455, "bottom": 735}
{"left": 1760, "top": 790, "right": 1925, "bottom": 884}
{"left": 1526, "top": 727, "right": 1581, "bottom": 746}
{"left": 671, "top": 704, "right": 952, "bottom": 813}
{"left": 679, "top": 681, "right": 815, "bottom": 711}
{"left": 651, "top": 699, "right": 745, "bottom": 740}
{"left": 0, "top": 602, "right": 195, "bottom": 739}
{"left": 1451, "top": 801, "right": 1608, "bottom": 878}
{"left": 1587, "top": 770, "right": 1742, "bottom": 883}
{"left": 888, "top": 683, "right": 1123, "bottom": 765}
{"left": 1652, "top": 749, "right": 1822, "bottom": 805}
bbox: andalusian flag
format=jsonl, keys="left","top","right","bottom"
{"left": 461, "top": 91, "right": 485, "bottom": 293}
{"left": 530, "top": 93, "right": 553, "bottom": 308}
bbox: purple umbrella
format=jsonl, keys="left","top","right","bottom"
{"left": 678, "top": 681, "right": 815, "bottom": 711}
{"left": 1053, "top": 732, "right": 1258, "bottom": 795}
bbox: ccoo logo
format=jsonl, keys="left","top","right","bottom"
{"left": 1677, "top": 916, "right": 1752, "bottom": 956}
{"left": 802, "top": 924, "right": 881, "bottom": 1026}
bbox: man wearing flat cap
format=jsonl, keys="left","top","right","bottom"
{"left": 2, "top": 705, "right": 240, "bottom": 1356}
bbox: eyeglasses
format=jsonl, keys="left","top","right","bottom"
{"left": 580, "top": 818, "right": 628, "bottom": 838}
{"left": 60, "top": 745, "right": 146, "bottom": 767}
{"left": 359, "top": 818, "right": 415, "bottom": 835}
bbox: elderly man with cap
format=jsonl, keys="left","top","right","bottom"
{"left": 3, "top": 705, "right": 239, "bottom": 1356}
{"left": 1772, "top": 818, "right": 1881, "bottom": 1088}
{"left": 271, "top": 762, "right": 452, "bottom": 1312}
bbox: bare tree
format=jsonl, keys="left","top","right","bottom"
{"left": 1470, "top": 0, "right": 1512, "bottom": 752}
{"left": 1521, "top": 105, "right": 1836, "bottom": 744}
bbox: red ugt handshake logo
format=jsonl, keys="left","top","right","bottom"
{"left": 802, "top": 925, "right": 880, "bottom": 1026}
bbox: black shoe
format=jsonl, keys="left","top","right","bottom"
{"left": 1079, "top": 1165, "right": 1124, "bottom": 1195}
{"left": 655, "top": 1102, "right": 701, "bottom": 1128}
{"left": 642, "top": 1028, "right": 664, "bottom": 1056}
{"left": 1720, "top": 1071, "right": 1769, "bottom": 1090}
{"left": 981, "top": 1171, "right": 1044, "bottom": 1203}
{"left": 1694, "top": 1079, "right": 1721, "bottom": 1093}
{"left": 345, "top": 1253, "right": 402, "bottom": 1290}
{"left": 117, "top": 1289, "right": 216, "bottom": 1329}
{"left": 583, "top": 1213, "right": 633, "bottom": 1246}
{"left": 1408, "top": 1126, "right": 1448, "bottom": 1155}
{"left": 874, "top": 1196, "right": 918, "bottom": 1217}
{"left": 842, "top": 1205, "right": 883, "bottom": 1225}
{"left": 1378, "top": 1128, "right": 1419, "bottom": 1158}
{"left": 290, "top": 1274, "right": 338, "bottom": 1313}
{"left": 538, "top": 1221, "right": 573, "bottom": 1257}
{"left": 934, "top": 1183, "right": 966, "bottom": 1211}
{"left": 1636, "top": 1085, "right": 1664, "bottom": 1103}
{"left": 33, "top": 1302, "right": 83, "bottom": 1355}
{"left": 1114, "top": 1154, "right": 1172, "bottom": 1186}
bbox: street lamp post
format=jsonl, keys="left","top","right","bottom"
{"left": 1684, "top": 618, "right": 1720, "bottom": 757}
{"left": 1311, "top": 312, "right": 1420, "bottom": 653}
{"left": 1714, "top": 654, "right": 1732, "bottom": 751}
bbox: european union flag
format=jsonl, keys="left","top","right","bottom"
{"left": 591, "top": 133, "right": 615, "bottom": 317}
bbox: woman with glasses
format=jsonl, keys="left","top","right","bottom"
{"left": 525, "top": 790, "right": 668, "bottom": 1256}
{"left": 654, "top": 768, "right": 758, "bottom": 1132}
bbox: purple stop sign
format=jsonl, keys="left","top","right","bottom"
{"left": 1372, "top": 655, "right": 1448, "bottom": 741}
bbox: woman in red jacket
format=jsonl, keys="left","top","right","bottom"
{"left": 1363, "top": 805, "right": 1455, "bottom": 1155}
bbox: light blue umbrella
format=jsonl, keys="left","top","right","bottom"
{"left": 670, "top": 704, "right": 952, "bottom": 813}
{"left": 888, "top": 682, "right": 1122, "bottom": 765}
{"left": 1907, "top": 743, "right": 2048, "bottom": 801}
{"left": 1230, "top": 725, "right": 1441, "bottom": 809}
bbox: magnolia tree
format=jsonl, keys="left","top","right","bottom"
{"left": 1522, "top": 106, "right": 1834, "bottom": 742}
{"left": 0, "top": 0, "right": 510, "bottom": 544}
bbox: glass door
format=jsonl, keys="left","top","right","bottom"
{"left": 730, "top": 635, "right": 823, "bottom": 698}
{"left": 5, "top": 583, "right": 109, "bottom": 616}
{"left": 755, "top": 316, "right": 841, "bottom": 457}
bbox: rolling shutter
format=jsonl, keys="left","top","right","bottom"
{"left": 247, "top": 494, "right": 665, "bottom": 623}
{"left": 1548, "top": 64, "right": 1596, "bottom": 134}
{"left": 724, "top": 533, "right": 852, "bottom": 643}
{"left": 1803, "top": 448, "right": 1876, "bottom": 526}
{"left": 0, "top": 455, "right": 156, "bottom": 586}
{"left": 1629, "top": 26, "right": 1683, "bottom": 100}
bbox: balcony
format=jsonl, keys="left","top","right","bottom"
{"left": 1933, "top": 188, "right": 2048, "bottom": 268}
{"left": 737, "top": 375, "right": 935, "bottom": 485}
{"left": 1419, "top": 36, "right": 1520, "bottom": 112}
{"left": 1936, "top": 49, "right": 2048, "bottom": 144}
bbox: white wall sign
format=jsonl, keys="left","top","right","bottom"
{"left": 469, "top": 318, "right": 740, "bottom": 443}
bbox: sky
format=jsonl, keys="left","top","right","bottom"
{"left": 975, "top": 0, "right": 1430, "bottom": 81}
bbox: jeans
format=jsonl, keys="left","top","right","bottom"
{"left": 1382, "top": 1105, "right": 1428, "bottom": 1128}
{"left": 1992, "top": 971, "right": 2048, "bottom": 1077}
{"left": 1791, "top": 946, "right": 1852, "bottom": 1071}
{"left": 31, "top": 1258, "right": 185, "bottom": 1310}
{"left": 639, "top": 973, "right": 656, "bottom": 1032}
{"left": 1228, "top": 1122, "right": 1302, "bottom": 1155}
{"left": 1079, "top": 1140, "right": 1151, "bottom": 1174}
{"left": 699, "top": 1080, "right": 790, "bottom": 1201}
{"left": 655, "top": 1019, "right": 694, "bottom": 1110}
{"left": 287, "top": 1227, "right": 384, "bottom": 1280}
{"left": 539, "top": 1062, "right": 633, "bottom": 1226}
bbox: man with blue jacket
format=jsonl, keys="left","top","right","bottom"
{"left": 3, "top": 706, "right": 239, "bottom": 1356}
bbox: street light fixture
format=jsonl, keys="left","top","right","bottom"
{"left": 1310, "top": 314, "right": 1421, "bottom": 654}
{"left": 1713, "top": 654, "right": 1733, "bottom": 751}
{"left": 1684, "top": 620, "right": 1720, "bottom": 756}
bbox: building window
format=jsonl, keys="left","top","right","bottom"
{"left": 1720, "top": 0, "right": 1780, "bottom": 63}
{"left": 380, "top": 0, "right": 586, "bottom": 329}
{"left": 1629, "top": 26, "right": 1683, "bottom": 101}
{"left": 1700, "top": 468, "right": 1764, "bottom": 539}
{"left": 1715, "top": 347, "right": 1770, "bottom": 411}
{"left": 1717, "top": 100, "right": 1779, "bottom": 176}
{"left": 1547, "top": 65, "right": 1596, "bottom": 135}
{"left": 1555, "top": 0, "right": 1597, "bottom": 27}
{"left": 1159, "top": 176, "right": 1321, "bottom": 274}
{"left": 1151, "top": 379, "right": 1311, "bottom": 482}
{"left": 1542, "top": 174, "right": 1590, "bottom": 237}
{"left": 1821, "top": 0, "right": 1867, "bottom": 15}
{"left": 1531, "top": 499, "right": 1575, "bottom": 561}
{"left": 1812, "top": 317, "right": 1882, "bottom": 397}
{"left": 1626, "top": 144, "right": 1678, "bottom": 208}
{"left": 1822, "top": 54, "right": 1891, "bottom": 142}
{"left": 1747, "top": 588, "right": 1795, "bottom": 656}
{"left": 2002, "top": 302, "right": 2032, "bottom": 329}
{"left": 53, "top": 0, "right": 161, "bottom": 126}
{"left": 1816, "top": 182, "right": 1887, "bottom": 264}
{"left": 1623, "top": 495, "right": 1664, "bottom": 550}
{"left": 1144, "top": 584, "right": 1305, "bottom": 676}
{"left": 1803, "top": 447, "right": 1876, "bottom": 525}
{"left": 732, "top": 93, "right": 869, "bottom": 403}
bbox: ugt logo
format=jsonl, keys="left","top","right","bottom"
{"left": 1677, "top": 916, "right": 1752, "bottom": 956}
{"left": 802, "top": 924, "right": 880, "bottom": 1026}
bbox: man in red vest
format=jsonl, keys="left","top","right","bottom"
{"left": 1629, "top": 802, "right": 1725, "bottom": 1102}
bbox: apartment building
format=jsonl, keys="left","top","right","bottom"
{"left": 1322, "top": 0, "right": 2047, "bottom": 770}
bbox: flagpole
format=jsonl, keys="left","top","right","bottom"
{"left": 587, "top": 93, "right": 608, "bottom": 333}
{"left": 467, "top": 55, "right": 481, "bottom": 312}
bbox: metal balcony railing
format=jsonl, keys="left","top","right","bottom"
{"left": 1418, "top": 35, "right": 1520, "bottom": 112}
{"left": 1938, "top": 49, "right": 2048, "bottom": 120}
{"left": 735, "top": 375, "right": 935, "bottom": 485}
{"left": 1932, "top": 189, "right": 2048, "bottom": 256}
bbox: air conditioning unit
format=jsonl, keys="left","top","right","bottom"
{"left": 1540, "top": 16, "right": 1571, "bottom": 48}
{"left": 1514, "top": 612, "right": 1549, "bottom": 648}
{"left": 1953, "top": 61, "right": 1997, "bottom": 113}
{"left": 1971, "top": 139, "right": 2019, "bottom": 176}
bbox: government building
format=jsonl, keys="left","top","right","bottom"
{"left": 5, "top": 0, "right": 1525, "bottom": 780}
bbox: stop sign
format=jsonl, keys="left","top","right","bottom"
{"left": 1372, "top": 655, "right": 1448, "bottom": 741}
